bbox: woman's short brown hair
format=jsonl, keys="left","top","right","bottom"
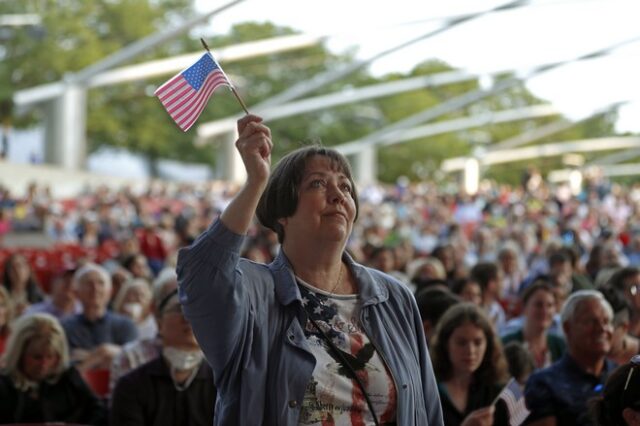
{"left": 256, "top": 146, "right": 359, "bottom": 244}
{"left": 431, "top": 303, "right": 508, "bottom": 384}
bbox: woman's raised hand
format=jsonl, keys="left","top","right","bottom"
{"left": 460, "top": 406, "right": 495, "bottom": 426}
{"left": 236, "top": 114, "right": 273, "bottom": 186}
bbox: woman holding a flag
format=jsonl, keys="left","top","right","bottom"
{"left": 176, "top": 114, "right": 444, "bottom": 425}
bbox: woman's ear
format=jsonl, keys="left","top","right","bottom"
{"left": 622, "top": 407, "right": 640, "bottom": 426}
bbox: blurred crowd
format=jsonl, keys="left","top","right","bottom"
{"left": 0, "top": 171, "right": 640, "bottom": 425}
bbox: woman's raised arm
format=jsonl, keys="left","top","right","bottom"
{"left": 220, "top": 114, "right": 273, "bottom": 235}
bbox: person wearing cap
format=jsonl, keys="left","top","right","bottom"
{"left": 524, "top": 290, "right": 616, "bottom": 426}
{"left": 110, "top": 285, "right": 216, "bottom": 426}
{"left": 591, "top": 354, "right": 640, "bottom": 426}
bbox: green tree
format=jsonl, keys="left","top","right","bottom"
{"left": 0, "top": 2, "right": 624, "bottom": 182}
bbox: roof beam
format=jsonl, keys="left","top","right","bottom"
{"left": 442, "top": 136, "right": 640, "bottom": 171}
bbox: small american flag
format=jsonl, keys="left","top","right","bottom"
{"left": 495, "top": 378, "right": 530, "bottom": 426}
{"left": 155, "top": 52, "right": 231, "bottom": 131}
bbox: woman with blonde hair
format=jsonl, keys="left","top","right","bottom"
{"left": 0, "top": 313, "right": 106, "bottom": 424}
{"left": 112, "top": 278, "right": 157, "bottom": 341}
{"left": 431, "top": 303, "right": 510, "bottom": 426}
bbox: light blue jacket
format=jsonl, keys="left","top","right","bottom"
{"left": 177, "top": 220, "right": 444, "bottom": 426}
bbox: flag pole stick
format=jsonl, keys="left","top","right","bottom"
{"left": 491, "top": 377, "right": 515, "bottom": 406}
{"left": 200, "top": 38, "right": 250, "bottom": 115}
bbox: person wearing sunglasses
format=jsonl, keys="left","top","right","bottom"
{"left": 591, "top": 354, "right": 640, "bottom": 426}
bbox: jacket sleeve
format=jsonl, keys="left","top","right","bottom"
{"left": 412, "top": 297, "right": 445, "bottom": 426}
{"left": 176, "top": 219, "right": 255, "bottom": 379}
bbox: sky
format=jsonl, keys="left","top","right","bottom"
{"left": 9, "top": 0, "right": 640, "bottom": 175}
{"left": 195, "top": 0, "right": 640, "bottom": 133}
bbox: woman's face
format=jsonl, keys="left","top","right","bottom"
{"left": 120, "top": 285, "right": 151, "bottom": 320}
{"left": 21, "top": 337, "right": 60, "bottom": 382}
{"left": 129, "top": 256, "right": 150, "bottom": 278}
{"left": 460, "top": 282, "right": 483, "bottom": 306}
{"left": 499, "top": 251, "right": 517, "bottom": 274}
{"left": 8, "top": 255, "right": 31, "bottom": 289}
{"left": 447, "top": 322, "right": 487, "bottom": 376}
{"left": 123, "top": 286, "right": 149, "bottom": 306}
{"left": 524, "top": 289, "right": 556, "bottom": 330}
{"left": 279, "top": 155, "right": 356, "bottom": 246}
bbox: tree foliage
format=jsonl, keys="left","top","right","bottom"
{"left": 0, "top": 1, "right": 622, "bottom": 183}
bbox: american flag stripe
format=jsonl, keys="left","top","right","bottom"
{"left": 159, "top": 80, "right": 190, "bottom": 105}
{"left": 495, "top": 378, "right": 530, "bottom": 426}
{"left": 155, "top": 74, "right": 184, "bottom": 99}
{"left": 177, "top": 74, "right": 228, "bottom": 122}
{"left": 174, "top": 73, "right": 228, "bottom": 130}
{"left": 170, "top": 71, "right": 226, "bottom": 117}
{"left": 176, "top": 77, "right": 227, "bottom": 131}
{"left": 154, "top": 52, "right": 232, "bottom": 132}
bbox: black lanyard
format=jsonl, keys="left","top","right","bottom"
{"left": 305, "top": 312, "right": 381, "bottom": 426}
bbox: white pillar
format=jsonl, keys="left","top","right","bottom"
{"left": 463, "top": 157, "right": 479, "bottom": 195}
{"left": 352, "top": 145, "right": 377, "bottom": 186}
{"left": 216, "top": 129, "right": 245, "bottom": 183}
{"left": 45, "top": 83, "right": 87, "bottom": 169}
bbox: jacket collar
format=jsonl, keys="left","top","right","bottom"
{"left": 268, "top": 249, "right": 389, "bottom": 307}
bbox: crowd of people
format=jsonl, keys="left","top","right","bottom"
{"left": 0, "top": 130, "right": 640, "bottom": 424}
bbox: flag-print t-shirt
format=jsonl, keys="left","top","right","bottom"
{"left": 297, "top": 278, "right": 397, "bottom": 425}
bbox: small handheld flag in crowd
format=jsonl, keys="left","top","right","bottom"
{"left": 492, "top": 378, "right": 530, "bottom": 426}
{"left": 154, "top": 39, "right": 248, "bottom": 132}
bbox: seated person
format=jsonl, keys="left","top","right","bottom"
{"left": 415, "top": 286, "right": 460, "bottom": 344}
{"left": 503, "top": 341, "right": 536, "bottom": 386}
{"left": 501, "top": 281, "right": 566, "bottom": 370}
{"left": 0, "top": 313, "right": 106, "bottom": 425}
{"left": 61, "top": 263, "right": 138, "bottom": 371}
{"left": 0, "top": 285, "right": 14, "bottom": 357}
{"left": 112, "top": 278, "right": 157, "bottom": 341}
{"left": 524, "top": 290, "right": 616, "bottom": 426}
{"left": 431, "top": 302, "right": 509, "bottom": 426}
{"left": 2, "top": 253, "right": 44, "bottom": 316}
{"left": 110, "top": 288, "right": 216, "bottom": 425}
{"left": 590, "top": 355, "right": 640, "bottom": 426}
{"left": 25, "top": 267, "right": 81, "bottom": 320}
{"left": 109, "top": 271, "right": 178, "bottom": 395}
{"left": 471, "top": 262, "right": 506, "bottom": 332}
{"left": 452, "top": 277, "right": 483, "bottom": 307}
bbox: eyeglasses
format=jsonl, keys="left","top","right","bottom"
{"left": 629, "top": 284, "right": 640, "bottom": 297}
{"left": 623, "top": 354, "right": 640, "bottom": 407}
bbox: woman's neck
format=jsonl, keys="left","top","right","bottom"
{"left": 446, "top": 371, "right": 473, "bottom": 389}
{"left": 282, "top": 245, "right": 345, "bottom": 293}
{"left": 444, "top": 372, "right": 473, "bottom": 413}
{"left": 523, "top": 321, "right": 546, "bottom": 343}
